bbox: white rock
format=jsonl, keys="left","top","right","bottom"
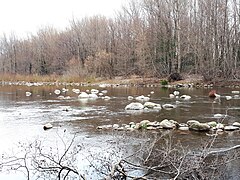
{"left": 72, "top": 89, "right": 80, "bottom": 94}
{"left": 25, "top": 92, "right": 32, "bottom": 97}
{"left": 78, "top": 92, "right": 89, "bottom": 99}
{"left": 216, "top": 123, "right": 224, "bottom": 129}
{"left": 231, "top": 91, "right": 240, "bottom": 94}
{"left": 214, "top": 93, "right": 221, "bottom": 99}
{"left": 43, "top": 123, "right": 53, "bottom": 130}
{"left": 57, "top": 95, "right": 65, "bottom": 99}
{"left": 54, "top": 89, "right": 61, "bottom": 95}
{"left": 232, "top": 122, "right": 240, "bottom": 127}
{"left": 88, "top": 93, "right": 98, "bottom": 99}
{"left": 103, "top": 96, "right": 111, "bottom": 100}
{"left": 162, "top": 104, "right": 176, "bottom": 109}
{"left": 101, "top": 90, "right": 108, "bottom": 94}
{"left": 178, "top": 126, "right": 189, "bottom": 131}
{"left": 169, "top": 94, "right": 175, "bottom": 98}
{"left": 173, "top": 91, "right": 180, "bottom": 96}
{"left": 213, "top": 114, "right": 225, "bottom": 118}
{"left": 144, "top": 102, "right": 161, "bottom": 109}
{"left": 99, "top": 84, "right": 107, "bottom": 88}
{"left": 180, "top": 95, "right": 191, "bottom": 100}
{"left": 125, "top": 102, "right": 144, "bottom": 110}
{"left": 159, "top": 119, "right": 175, "bottom": 129}
{"left": 135, "top": 95, "right": 150, "bottom": 102}
{"left": 128, "top": 96, "right": 134, "bottom": 100}
{"left": 91, "top": 89, "right": 99, "bottom": 94}
{"left": 224, "top": 125, "right": 239, "bottom": 131}
{"left": 62, "top": 88, "right": 68, "bottom": 93}
{"left": 233, "top": 95, "right": 239, "bottom": 98}
{"left": 225, "top": 96, "right": 232, "bottom": 100}
{"left": 113, "top": 124, "right": 120, "bottom": 129}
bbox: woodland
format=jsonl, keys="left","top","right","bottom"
{"left": 0, "top": 0, "right": 239, "bottom": 81}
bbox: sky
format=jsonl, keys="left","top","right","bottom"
{"left": 0, "top": 0, "right": 126, "bottom": 38}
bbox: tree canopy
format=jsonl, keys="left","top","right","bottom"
{"left": 0, "top": 0, "right": 239, "bottom": 80}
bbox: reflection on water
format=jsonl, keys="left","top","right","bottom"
{"left": 0, "top": 85, "right": 240, "bottom": 179}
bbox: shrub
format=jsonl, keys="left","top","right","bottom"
{"left": 161, "top": 79, "right": 168, "bottom": 86}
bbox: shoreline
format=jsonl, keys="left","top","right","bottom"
{"left": 0, "top": 74, "right": 240, "bottom": 88}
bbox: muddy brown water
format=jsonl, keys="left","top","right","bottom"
{"left": 0, "top": 85, "right": 240, "bottom": 179}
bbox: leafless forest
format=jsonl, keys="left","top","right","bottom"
{"left": 0, "top": 0, "right": 239, "bottom": 81}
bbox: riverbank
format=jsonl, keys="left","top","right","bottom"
{"left": 0, "top": 73, "right": 240, "bottom": 88}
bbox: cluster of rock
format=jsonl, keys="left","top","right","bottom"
{"left": 97, "top": 119, "right": 240, "bottom": 133}
{"left": 125, "top": 101, "right": 177, "bottom": 111}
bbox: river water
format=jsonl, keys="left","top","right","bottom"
{"left": 0, "top": 84, "right": 239, "bottom": 179}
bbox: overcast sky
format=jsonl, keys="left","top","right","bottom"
{"left": 0, "top": 0, "right": 126, "bottom": 37}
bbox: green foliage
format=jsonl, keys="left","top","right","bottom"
{"left": 161, "top": 80, "right": 168, "bottom": 86}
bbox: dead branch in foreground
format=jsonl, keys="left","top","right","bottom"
{"left": 0, "top": 130, "right": 240, "bottom": 179}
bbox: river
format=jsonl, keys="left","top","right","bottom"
{"left": 0, "top": 84, "right": 239, "bottom": 179}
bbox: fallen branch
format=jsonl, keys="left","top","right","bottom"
{"left": 207, "top": 145, "right": 240, "bottom": 155}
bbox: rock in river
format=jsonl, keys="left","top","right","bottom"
{"left": 159, "top": 119, "right": 176, "bottom": 129}
{"left": 224, "top": 125, "right": 240, "bottom": 131}
{"left": 189, "top": 122, "right": 211, "bottom": 131}
{"left": 232, "top": 122, "right": 240, "bottom": 127}
{"left": 143, "top": 102, "right": 161, "bottom": 109}
{"left": 43, "top": 123, "right": 53, "bottom": 130}
{"left": 125, "top": 102, "right": 144, "bottom": 110}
